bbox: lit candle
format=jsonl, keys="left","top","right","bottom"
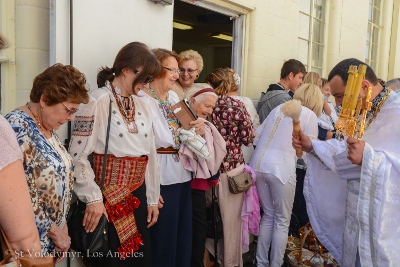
{"left": 349, "top": 64, "right": 367, "bottom": 111}
{"left": 342, "top": 65, "right": 358, "bottom": 110}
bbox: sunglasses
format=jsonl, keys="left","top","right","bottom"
{"left": 133, "top": 69, "right": 154, "bottom": 85}
{"left": 179, "top": 68, "right": 198, "bottom": 74}
{"left": 62, "top": 102, "right": 79, "bottom": 115}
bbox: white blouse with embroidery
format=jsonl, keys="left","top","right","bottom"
{"left": 137, "top": 90, "right": 191, "bottom": 185}
{"left": 69, "top": 83, "right": 160, "bottom": 206}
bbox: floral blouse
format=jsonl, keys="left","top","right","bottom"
{"left": 212, "top": 95, "right": 255, "bottom": 172}
{"left": 6, "top": 110, "right": 73, "bottom": 254}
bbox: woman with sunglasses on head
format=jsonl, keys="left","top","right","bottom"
{"left": 5, "top": 63, "right": 89, "bottom": 263}
{"left": 172, "top": 49, "right": 208, "bottom": 100}
{"left": 138, "top": 48, "right": 205, "bottom": 267}
{"left": 69, "top": 42, "right": 162, "bottom": 267}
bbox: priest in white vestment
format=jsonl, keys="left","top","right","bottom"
{"left": 293, "top": 58, "right": 400, "bottom": 267}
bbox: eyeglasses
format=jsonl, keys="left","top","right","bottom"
{"left": 62, "top": 102, "right": 79, "bottom": 115}
{"left": 163, "top": 66, "right": 181, "bottom": 75}
{"left": 133, "top": 69, "right": 154, "bottom": 85}
{"left": 179, "top": 68, "right": 198, "bottom": 74}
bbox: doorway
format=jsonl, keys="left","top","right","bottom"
{"left": 173, "top": 0, "right": 237, "bottom": 83}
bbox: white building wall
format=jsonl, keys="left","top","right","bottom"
{"left": 71, "top": 0, "right": 173, "bottom": 92}
{"left": 15, "top": 0, "right": 50, "bottom": 108}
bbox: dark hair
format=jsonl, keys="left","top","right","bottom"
{"left": 30, "top": 63, "right": 89, "bottom": 105}
{"left": 280, "top": 59, "right": 306, "bottom": 79}
{"left": 327, "top": 58, "right": 378, "bottom": 85}
{"left": 97, "top": 42, "right": 161, "bottom": 91}
{"left": 152, "top": 48, "right": 180, "bottom": 79}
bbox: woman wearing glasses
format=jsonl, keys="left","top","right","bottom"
{"left": 138, "top": 48, "right": 205, "bottom": 267}
{"left": 172, "top": 49, "right": 208, "bottom": 100}
{"left": 5, "top": 63, "right": 89, "bottom": 263}
{"left": 69, "top": 42, "right": 161, "bottom": 267}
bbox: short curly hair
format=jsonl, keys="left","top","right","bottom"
{"left": 30, "top": 63, "right": 89, "bottom": 105}
{"left": 178, "top": 49, "right": 204, "bottom": 73}
{"left": 205, "top": 68, "right": 238, "bottom": 96}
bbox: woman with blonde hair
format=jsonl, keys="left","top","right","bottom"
{"left": 172, "top": 49, "right": 208, "bottom": 99}
{"left": 205, "top": 68, "right": 255, "bottom": 267}
{"left": 250, "top": 83, "right": 323, "bottom": 267}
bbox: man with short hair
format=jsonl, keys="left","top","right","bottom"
{"left": 384, "top": 77, "right": 400, "bottom": 92}
{"left": 257, "top": 59, "right": 306, "bottom": 123}
{"left": 293, "top": 58, "right": 400, "bottom": 266}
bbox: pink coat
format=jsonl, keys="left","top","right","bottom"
{"left": 179, "top": 120, "right": 227, "bottom": 191}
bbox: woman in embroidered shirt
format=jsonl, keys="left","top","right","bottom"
{"left": 138, "top": 48, "right": 205, "bottom": 267}
{"left": 250, "top": 84, "right": 322, "bottom": 267}
{"left": 69, "top": 42, "right": 161, "bottom": 267}
{"left": 5, "top": 64, "right": 89, "bottom": 263}
{"left": 205, "top": 68, "right": 255, "bottom": 267}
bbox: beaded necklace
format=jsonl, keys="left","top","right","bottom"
{"left": 148, "top": 87, "right": 181, "bottom": 147}
{"left": 110, "top": 82, "right": 138, "bottom": 133}
{"left": 26, "top": 103, "right": 51, "bottom": 138}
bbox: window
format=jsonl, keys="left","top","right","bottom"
{"left": 298, "top": 0, "right": 326, "bottom": 75}
{"left": 366, "top": 0, "right": 381, "bottom": 71}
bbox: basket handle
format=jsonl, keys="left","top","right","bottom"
{"left": 299, "top": 228, "right": 314, "bottom": 263}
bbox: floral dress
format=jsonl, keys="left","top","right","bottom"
{"left": 6, "top": 110, "right": 73, "bottom": 254}
{"left": 212, "top": 95, "right": 255, "bottom": 172}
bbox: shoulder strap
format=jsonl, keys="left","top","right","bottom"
{"left": 100, "top": 97, "right": 112, "bottom": 191}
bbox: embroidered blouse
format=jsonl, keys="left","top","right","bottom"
{"left": 0, "top": 115, "right": 22, "bottom": 170}
{"left": 5, "top": 110, "right": 74, "bottom": 254}
{"left": 212, "top": 95, "right": 255, "bottom": 172}
{"left": 69, "top": 83, "right": 160, "bottom": 206}
{"left": 138, "top": 90, "right": 192, "bottom": 185}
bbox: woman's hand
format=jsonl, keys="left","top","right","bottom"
{"left": 190, "top": 119, "right": 205, "bottom": 135}
{"left": 48, "top": 224, "right": 70, "bottom": 253}
{"left": 83, "top": 202, "right": 108, "bottom": 233}
{"left": 158, "top": 195, "right": 164, "bottom": 209}
{"left": 147, "top": 206, "right": 159, "bottom": 228}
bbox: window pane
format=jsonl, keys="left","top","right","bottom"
{"left": 368, "top": 1, "right": 372, "bottom": 21}
{"left": 372, "top": 27, "right": 379, "bottom": 44}
{"left": 366, "top": 24, "right": 371, "bottom": 42}
{"left": 299, "top": 13, "right": 310, "bottom": 39}
{"left": 311, "top": 67, "right": 322, "bottom": 75}
{"left": 313, "top": 0, "right": 326, "bottom": 20}
{"left": 298, "top": 39, "right": 309, "bottom": 66}
{"left": 374, "top": 0, "right": 381, "bottom": 8}
{"left": 312, "top": 19, "right": 325, "bottom": 43}
{"left": 371, "top": 43, "right": 378, "bottom": 61}
{"left": 300, "top": 0, "right": 311, "bottom": 14}
{"left": 371, "top": 60, "right": 377, "bottom": 71}
{"left": 372, "top": 7, "right": 380, "bottom": 24}
{"left": 311, "top": 43, "right": 323, "bottom": 68}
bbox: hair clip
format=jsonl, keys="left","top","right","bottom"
{"left": 233, "top": 73, "right": 241, "bottom": 85}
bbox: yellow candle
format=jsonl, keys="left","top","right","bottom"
{"left": 342, "top": 65, "right": 358, "bottom": 110}
{"left": 349, "top": 64, "right": 367, "bottom": 110}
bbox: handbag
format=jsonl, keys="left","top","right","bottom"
{"left": 67, "top": 97, "right": 112, "bottom": 257}
{"left": 225, "top": 165, "right": 253, "bottom": 194}
{"left": 206, "top": 187, "right": 223, "bottom": 239}
{"left": 0, "top": 228, "right": 54, "bottom": 267}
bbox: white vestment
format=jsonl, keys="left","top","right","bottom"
{"left": 304, "top": 91, "right": 400, "bottom": 267}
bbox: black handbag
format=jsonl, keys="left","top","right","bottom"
{"left": 67, "top": 97, "right": 112, "bottom": 257}
{"left": 206, "top": 187, "right": 223, "bottom": 239}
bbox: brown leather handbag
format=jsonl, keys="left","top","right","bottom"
{"left": 0, "top": 228, "right": 54, "bottom": 267}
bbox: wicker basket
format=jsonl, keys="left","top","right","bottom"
{"left": 285, "top": 226, "right": 339, "bottom": 267}
{"left": 298, "top": 223, "right": 328, "bottom": 254}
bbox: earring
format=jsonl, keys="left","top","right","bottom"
{"left": 196, "top": 75, "right": 199, "bottom": 78}
{"left": 41, "top": 106, "right": 44, "bottom": 111}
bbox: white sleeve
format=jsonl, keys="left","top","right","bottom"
{"left": 69, "top": 94, "right": 109, "bottom": 204}
{"left": 145, "top": 122, "right": 160, "bottom": 206}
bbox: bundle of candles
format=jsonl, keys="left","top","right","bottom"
{"left": 335, "top": 64, "right": 372, "bottom": 139}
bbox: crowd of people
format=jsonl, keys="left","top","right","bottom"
{"left": 1, "top": 30, "right": 400, "bottom": 267}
